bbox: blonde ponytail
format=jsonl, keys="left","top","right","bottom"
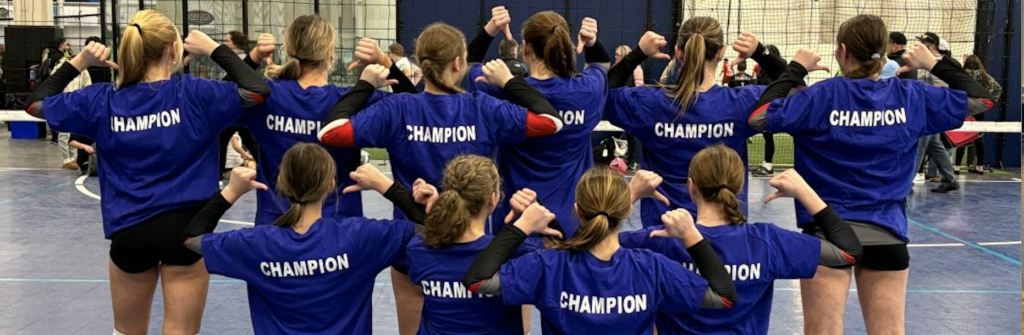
{"left": 264, "top": 15, "right": 336, "bottom": 80}
{"left": 554, "top": 167, "right": 632, "bottom": 252}
{"left": 688, "top": 144, "right": 747, "bottom": 225}
{"left": 663, "top": 16, "right": 724, "bottom": 118}
{"left": 423, "top": 155, "right": 500, "bottom": 248}
{"left": 116, "top": 10, "right": 182, "bottom": 89}
{"left": 274, "top": 143, "right": 336, "bottom": 227}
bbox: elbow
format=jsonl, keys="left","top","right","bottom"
{"left": 718, "top": 290, "right": 739, "bottom": 309}
{"left": 25, "top": 101, "right": 44, "bottom": 119}
{"left": 316, "top": 120, "right": 355, "bottom": 147}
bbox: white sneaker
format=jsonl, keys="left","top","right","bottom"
{"left": 913, "top": 173, "right": 925, "bottom": 184}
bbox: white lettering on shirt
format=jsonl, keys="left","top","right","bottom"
{"left": 259, "top": 254, "right": 349, "bottom": 278}
{"left": 829, "top": 108, "right": 907, "bottom": 127}
{"left": 111, "top": 108, "right": 181, "bottom": 132}
{"left": 405, "top": 125, "right": 477, "bottom": 143}
{"left": 266, "top": 114, "right": 323, "bottom": 136}
{"left": 559, "top": 110, "right": 586, "bottom": 126}
{"left": 654, "top": 122, "right": 735, "bottom": 139}
{"left": 681, "top": 262, "right": 762, "bottom": 281}
{"left": 420, "top": 280, "right": 495, "bottom": 299}
{"left": 559, "top": 291, "right": 648, "bottom": 314}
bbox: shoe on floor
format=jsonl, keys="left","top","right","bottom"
{"left": 930, "top": 183, "right": 960, "bottom": 193}
{"left": 913, "top": 173, "right": 925, "bottom": 183}
{"left": 751, "top": 166, "right": 773, "bottom": 177}
{"left": 61, "top": 162, "right": 79, "bottom": 170}
{"left": 926, "top": 175, "right": 942, "bottom": 182}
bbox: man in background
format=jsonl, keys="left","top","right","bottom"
{"left": 914, "top": 32, "right": 960, "bottom": 193}
{"left": 498, "top": 39, "right": 528, "bottom": 78}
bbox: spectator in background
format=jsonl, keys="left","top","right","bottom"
{"left": 51, "top": 57, "right": 92, "bottom": 170}
{"left": 69, "top": 135, "right": 96, "bottom": 176}
{"left": 659, "top": 58, "right": 680, "bottom": 84}
{"left": 752, "top": 44, "right": 781, "bottom": 177}
{"left": 727, "top": 60, "right": 753, "bottom": 87}
{"left": 721, "top": 57, "right": 733, "bottom": 84}
{"left": 887, "top": 32, "right": 916, "bottom": 79}
{"left": 914, "top": 32, "right": 959, "bottom": 193}
{"left": 224, "top": 31, "right": 249, "bottom": 59}
{"left": 41, "top": 38, "right": 70, "bottom": 144}
{"left": 954, "top": 54, "right": 1002, "bottom": 175}
{"left": 498, "top": 38, "right": 528, "bottom": 77}
{"left": 388, "top": 42, "right": 422, "bottom": 86}
{"left": 84, "top": 37, "right": 113, "bottom": 83}
{"left": 216, "top": 31, "right": 261, "bottom": 179}
{"left": 615, "top": 45, "right": 644, "bottom": 86}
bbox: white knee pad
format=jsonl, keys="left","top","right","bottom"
{"left": 112, "top": 330, "right": 127, "bottom": 335}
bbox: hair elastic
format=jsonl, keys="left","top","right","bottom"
{"left": 129, "top": 22, "right": 143, "bottom": 37}
{"left": 587, "top": 211, "right": 615, "bottom": 221}
{"left": 870, "top": 53, "right": 881, "bottom": 59}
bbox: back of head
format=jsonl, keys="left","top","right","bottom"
{"left": 836, "top": 14, "right": 888, "bottom": 79}
{"left": 389, "top": 43, "right": 406, "bottom": 57}
{"left": 521, "top": 11, "right": 577, "bottom": 78}
{"left": 736, "top": 60, "right": 747, "bottom": 72}
{"left": 668, "top": 16, "right": 724, "bottom": 117}
{"left": 274, "top": 143, "right": 337, "bottom": 227}
{"left": 498, "top": 39, "right": 518, "bottom": 59}
{"left": 964, "top": 54, "right": 986, "bottom": 72}
{"left": 688, "top": 144, "right": 746, "bottom": 224}
{"left": 423, "top": 155, "right": 500, "bottom": 248}
{"left": 85, "top": 36, "right": 104, "bottom": 46}
{"left": 554, "top": 167, "right": 632, "bottom": 252}
{"left": 227, "top": 31, "right": 249, "bottom": 50}
{"left": 117, "top": 10, "right": 182, "bottom": 89}
{"left": 416, "top": 23, "right": 467, "bottom": 94}
{"left": 265, "top": 15, "right": 336, "bottom": 80}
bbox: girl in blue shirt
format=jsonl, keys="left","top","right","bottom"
{"left": 462, "top": 167, "right": 740, "bottom": 334}
{"left": 26, "top": 10, "right": 270, "bottom": 335}
{"left": 618, "top": 145, "right": 863, "bottom": 335}
{"left": 602, "top": 16, "right": 788, "bottom": 227}
{"left": 181, "top": 143, "right": 420, "bottom": 335}
{"left": 746, "top": 14, "right": 994, "bottom": 335}
{"left": 467, "top": 9, "right": 611, "bottom": 238}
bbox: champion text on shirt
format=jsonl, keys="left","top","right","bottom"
{"left": 681, "top": 262, "right": 762, "bottom": 281}
{"left": 111, "top": 108, "right": 181, "bottom": 132}
{"left": 559, "top": 292, "right": 649, "bottom": 315}
{"left": 267, "top": 114, "right": 322, "bottom": 136}
{"left": 654, "top": 122, "right": 735, "bottom": 139}
{"left": 260, "top": 254, "right": 350, "bottom": 278}
{"left": 829, "top": 108, "right": 907, "bottom": 127}
{"left": 406, "top": 125, "right": 477, "bottom": 143}
{"left": 559, "top": 110, "right": 586, "bottom": 126}
{"left": 421, "top": 280, "right": 496, "bottom": 299}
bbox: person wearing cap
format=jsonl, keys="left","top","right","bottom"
{"left": 888, "top": 32, "right": 916, "bottom": 79}
{"left": 912, "top": 32, "right": 961, "bottom": 193}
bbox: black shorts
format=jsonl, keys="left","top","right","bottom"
{"left": 109, "top": 208, "right": 203, "bottom": 274}
{"left": 803, "top": 221, "right": 910, "bottom": 272}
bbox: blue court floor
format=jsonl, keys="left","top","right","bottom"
{"left": 0, "top": 137, "right": 1021, "bottom": 334}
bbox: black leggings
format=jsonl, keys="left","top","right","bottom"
{"left": 762, "top": 132, "right": 775, "bottom": 163}
{"left": 954, "top": 138, "right": 986, "bottom": 167}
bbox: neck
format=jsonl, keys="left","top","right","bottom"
{"left": 141, "top": 63, "right": 174, "bottom": 83}
{"left": 695, "top": 200, "right": 730, "bottom": 227}
{"left": 699, "top": 66, "right": 717, "bottom": 91}
{"left": 424, "top": 80, "right": 454, "bottom": 95}
{"left": 292, "top": 200, "right": 324, "bottom": 234}
{"left": 528, "top": 59, "right": 556, "bottom": 80}
{"left": 588, "top": 233, "right": 620, "bottom": 261}
{"left": 455, "top": 215, "right": 488, "bottom": 244}
{"left": 297, "top": 66, "right": 329, "bottom": 88}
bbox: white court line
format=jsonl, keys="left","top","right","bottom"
{"left": 978, "top": 241, "right": 1022, "bottom": 246}
{"left": 75, "top": 175, "right": 101, "bottom": 200}
{"left": 908, "top": 243, "right": 965, "bottom": 248}
{"left": 0, "top": 167, "right": 67, "bottom": 171}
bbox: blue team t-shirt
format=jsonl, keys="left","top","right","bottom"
{"left": 43, "top": 76, "right": 242, "bottom": 238}
{"left": 404, "top": 234, "right": 542, "bottom": 335}
{"left": 239, "top": 80, "right": 387, "bottom": 225}
{"left": 619, "top": 223, "right": 820, "bottom": 335}
{"left": 605, "top": 85, "right": 763, "bottom": 227}
{"left": 350, "top": 92, "right": 529, "bottom": 221}
{"left": 202, "top": 216, "right": 416, "bottom": 335}
{"left": 500, "top": 247, "right": 708, "bottom": 334}
{"left": 470, "top": 65, "right": 608, "bottom": 237}
{"left": 764, "top": 77, "right": 966, "bottom": 240}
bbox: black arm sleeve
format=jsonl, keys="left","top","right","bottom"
{"left": 325, "top": 80, "right": 376, "bottom": 124}
{"left": 608, "top": 46, "right": 648, "bottom": 88}
{"left": 222, "top": 53, "right": 261, "bottom": 81}
{"left": 747, "top": 62, "right": 809, "bottom": 132}
{"left": 584, "top": 40, "right": 612, "bottom": 66}
{"left": 813, "top": 206, "right": 862, "bottom": 268}
{"left": 501, "top": 77, "right": 559, "bottom": 120}
{"left": 181, "top": 192, "right": 234, "bottom": 238}
{"left": 749, "top": 43, "right": 788, "bottom": 82}
{"left": 687, "top": 239, "right": 740, "bottom": 308}
{"left": 383, "top": 182, "right": 427, "bottom": 226}
{"left": 462, "top": 225, "right": 528, "bottom": 291}
{"left": 928, "top": 58, "right": 996, "bottom": 116}
{"left": 388, "top": 62, "right": 417, "bottom": 93}
{"left": 210, "top": 45, "right": 271, "bottom": 106}
{"left": 26, "top": 62, "right": 82, "bottom": 118}
{"left": 467, "top": 27, "right": 496, "bottom": 63}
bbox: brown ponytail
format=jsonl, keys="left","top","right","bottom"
{"left": 416, "top": 23, "right": 467, "bottom": 94}
{"left": 423, "top": 155, "right": 501, "bottom": 248}
{"left": 274, "top": 143, "right": 336, "bottom": 227}
{"left": 688, "top": 144, "right": 747, "bottom": 224}
{"left": 116, "top": 10, "right": 183, "bottom": 89}
{"left": 836, "top": 15, "right": 888, "bottom": 79}
{"left": 522, "top": 11, "right": 577, "bottom": 78}
{"left": 664, "top": 16, "right": 723, "bottom": 118}
{"left": 554, "top": 167, "right": 632, "bottom": 252}
{"left": 265, "top": 15, "right": 336, "bottom": 80}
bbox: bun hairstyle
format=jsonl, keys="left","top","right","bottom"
{"left": 688, "top": 144, "right": 746, "bottom": 224}
{"left": 416, "top": 23, "right": 467, "bottom": 94}
{"left": 666, "top": 16, "right": 724, "bottom": 118}
{"left": 554, "top": 167, "right": 632, "bottom": 252}
{"left": 265, "top": 15, "right": 337, "bottom": 80}
{"left": 423, "top": 155, "right": 501, "bottom": 248}
{"left": 274, "top": 143, "right": 336, "bottom": 227}
{"left": 836, "top": 14, "right": 888, "bottom": 79}
{"left": 521, "top": 11, "right": 577, "bottom": 78}
{"left": 117, "top": 10, "right": 183, "bottom": 89}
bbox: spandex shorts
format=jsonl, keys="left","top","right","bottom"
{"left": 109, "top": 208, "right": 203, "bottom": 274}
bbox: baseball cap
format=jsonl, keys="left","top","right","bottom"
{"left": 938, "top": 39, "right": 950, "bottom": 52}
{"left": 889, "top": 32, "right": 907, "bottom": 45}
{"left": 916, "top": 32, "right": 940, "bottom": 45}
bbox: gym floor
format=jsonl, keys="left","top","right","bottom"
{"left": 1, "top": 131, "right": 1020, "bottom": 334}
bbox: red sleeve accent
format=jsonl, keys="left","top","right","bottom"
{"left": 467, "top": 281, "right": 483, "bottom": 294}
{"left": 320, "top": 123, "right": 356, "bottom": 147}
{"left": 748, "top": 103, "right": 770, "bottom": 123}
{"left": 980, "top": 98, "right": 994, "bottom": 110}
{"left": 721, "top": 297, "right": 734, "bottom": 309}
{"left": 839, "top": 250, "right": 857, "bottom": 265}
{"left": 245, "top": 90, "right": 266, "bottom": 105}
{"left": 26, "top": 101, "right": 41, "bottom": 118}
{"left": 525, "top": 113, "right": 558, "bottom": 138}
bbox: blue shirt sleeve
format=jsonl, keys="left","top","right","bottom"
{"left": 42, "top": 84, "right": 110, "bottom": 137}
{"left": 765, "top": 82, "right": 831, "bottom": 135}
{"left": 605, "top": 87, "right": 662, "bottom": 133}
{"left": 351, "top": 96, "right": 403, "bottom": 148}
{"left": 476, "top": 92, "right": 528, "bottom": 145}
{"left": 201, "top": 228, "right": 263, "bottom": 281}
{"left": 915, "top": 82, "right": 968, "bottom": 135}
{"left": 764, "top": 224, "right": 821, "bottom": 279}
{"left": 500, "top": 250, "right": 550, "bottom": 306}
{"left": 578, "top": 66, "right": 609, "bottom": 93}
{"left": 469, "top": 64, "right": 504, "bottom": 97}
{"left": 618, "top": 227, "right": 658, "bottom": 250}
{"left": 654, "top": 253, "right": 708, "bottom": 313}
{"left": 183, "top": 76, "right": 244, "bottom": 133}
{"left": 354, "top": 218, "right": 417, "bottom": 269}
